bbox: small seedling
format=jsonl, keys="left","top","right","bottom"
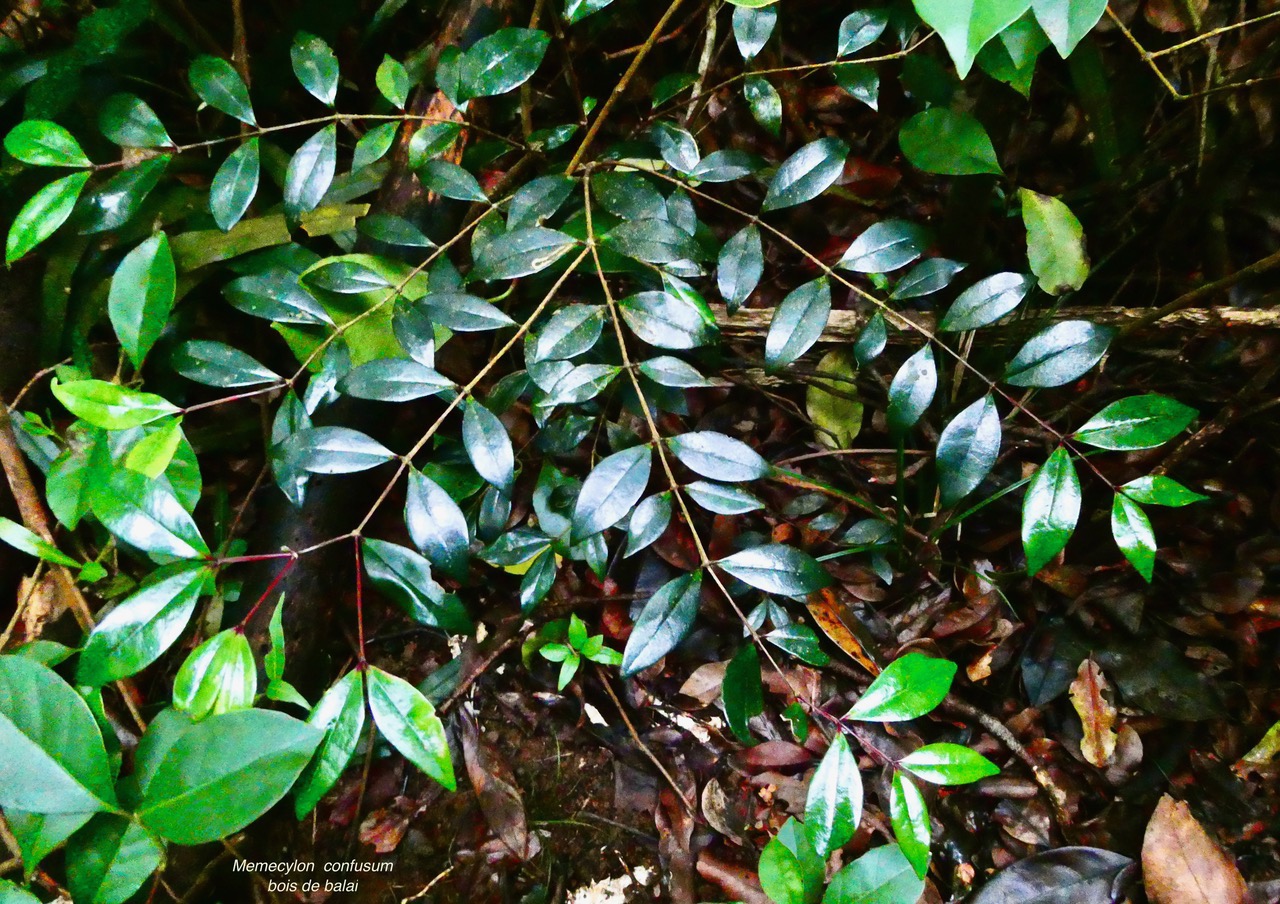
{"left": 538, "top": 614, "right": 622, "bottom": 690}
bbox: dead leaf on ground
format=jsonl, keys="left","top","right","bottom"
{"left": 462, "top": 715, "right": 534, "bottom": 861}
{"left": 696, "top": 851, "right": 771, "bottom": 904}
{"left": 805, "top": 587, "right": 881, "bottom": 675}
{"left": 1141, "top": 794, "right": 1248, "bottom": 904}
{"left": 678, "top": 661, "right": 728, "bottom": 706}
{"left": 1070, "top": 658, "right": 1117, "bottom": 767}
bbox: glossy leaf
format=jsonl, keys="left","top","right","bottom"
{"left": 723, "top": 643, "right": 763, "bottom": 744}
{"left": 99, "top": 94, "right": 171, "bottom": 147}
{"left": 376, "top": 55, "right": 410, "bottom": 108}
{"left": 716, "top": 226, "right": 763, "bottom": 316}
{"left": 66, "top": 814, "right": 163, "bottom": 904}
{"left": 91, "top": 468, "right": 209, "bottom": 560}
{"left": 52, "top": 377, "right": 179, "bottom": 429}
{"left": 425, "top": 292, "right": 516, "bottom": 332}
{"left": 290, "top": 32, "right": 339, "bottom": 105}
{"left": 835, "top": 66, "right": 880, "bottom": 110}
{"left": 0, "top": 517, "right": 78, "bottom": 567}
{"left": 406, "top": 469, "right": 472, "bottom": 582}
{"left": 638, "top": 356, "right": 716, "bottom": 387}
{"left": 108, "top": 233, "right": 175, "bottom": 368}
{"left": 78, "top": 156, "right": 169, "bottom": 234}
{"left": 744, "top": 76, "right": 782, "bottom": 137}
{"left": 733, "top": 5, "right": 776, "bottom": 59}
{"left": 967, "top": 847, "right": 1133, "bottom": 904}
{"left": 854, "top": 312, "right": 887, "bottom": 366}
{"left": 338, "top": 358, "right": 453, "bottom": 401}
{"left": 172, "top": 340, "right": 279, "bottom": 388}
{"left": 420, "top": 158, "right": 488, "bottom": 202}
{"left": 1021, "top": 188, "right": 1089, "bottom": 294}
{"left": 362, "top": 538, "right": 472, "bottom": 632}
{"left": 760, "top": 833, "right": 822, "bottom": 904}
{"left": 890, "top": 773, "right": 931, "bottom": 879}
{"left": 209, "top": 138, "right": 259, "bottom": 231}
{"left": 619, "top": 289, "right": 716, "bottom": 350}
{"left": 838, "top": 9, "right": 889, "bottom": 56}
{"left": 173, "top": 629, "right": 257, "bottom": 720}
{"left": 911, "top": 0, "right": 1034, "bottom": 77}
{"left": 621, "top": 572, "right": 701, "bottom": 676}
{"left": 936, "top": 394, "right": 1001, "bottom": 506}
{"left": 280, "top": 426, "right": 395, "bottom": 474}
{"left": 460, "top": 28, "right": 550, "bottom": 99}
{"left": 766, "top": 277, "right": 830, "bottom": 371}
{"left": 838, "top": 219, "right": 928, "bottom": 273}
{"left": 463, "top": 400, "right": 515, "bottom": 497}
{"left": 940, "top": 272, "right": 1033, "bottom": 331}
{"left": 823, "top": 843, "right": 924, "bottom": 904}
{"left": 224, "top": 269, "right": 329, "bottom": 325}
{"left": 188, "top": 55, "right": 255, "bottom": 125}
{"left": 886, "top": 346, "right": 936, "bottom": 436}
{"left": 1032, "top": 0, "right": 1108, "bottom": 58}
{"left": 4, "top": 120, "right": 90, "bottom": 167}
{"left": 891, "top": 258, "right": 966, "bottom": 300}
{"left": 471, "top": 226, "right": 577, "bottom": 281}
{"left": 625, "top": 492, "right": 672, "bottom": 557}
{"left": 294, "top": 669, "right": 366, "bottom": 818}
{"left": 7, "top": 171, "right": 91, "bottom": 263}
{"left": 352, "top": 121, "right": 398, "bottom": 170}
{"left": 805, "top": 733, "right": 863, "bottom": 857}
{"left": 1111, "top": 493, "right": 1156, "bottom": 582}
{"left": 531, "top": 304, "right": 604, "bottom": 362}
{"left": 718, "top": 543, "right": 831, "bottom": 596}
{"left": 1022, "top": 447, "right": 1081, "bottom": 575}
{"left": 1120, "top": 475, "right": 1207, "bottom": 507}
{"left": 507, "top": 174, "right": 576, "bottom": 229}
{"left": 303, "top": 258, "right": 392, "bottom": 293}
{"left": 762, "top": 137, "right": 848, "bottom": 211}
{"left": 765, "top": 624, "right": 830, "bottom": 666}
{"left": 899, "top": 742, "right": 1000, "bottom": 784}
{"left": 283, "top": 125, "right": 337, "bottom": 219}
{"left": 900, "top": 108, "right": 1002, "bottom": 175}
{"left": 1072, "top": 395, "right": 1196, "bottom": 450}
{"left": 668, "top": 431, "right": 769, "bottom": 482}
{"left": 603, "top": 218, "right": 698, "bottom": 265}
{"left": 564, "top": 0, "right": 616, "bottom": 24}
{"left": 571, "top": 445, "right": 651, "bottom": 543}
{"left": 1004, "top": 320, "right": 1113, "bottom": 387}
{"left": 650, "top": 121, "right": 699, "bottom": 173}
{"left": 366, "top": 666, "right": 455, "bottom": 790}
{"left": 685, "top": 481, "right": 762, "bottom": 514}
{"left": 848, "top": 653, "right": 956, "bottom": 722}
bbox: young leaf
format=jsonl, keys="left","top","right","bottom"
{"left": 463, "top": 400, "right": 515, "bottom": 497}
{"left": 668, "top": 431, "right": 769, "bottom": 482}
{"left": 0, "top": 517, "right": 79, "bottom": 568}
{"left": 625, "top": 492, "right": 672, "bottom": 557}
{"left": 899, "top": 742, "right": 1000, "bottom": 785}
{"left": 723, "top": 643, "right": 763, "bottom": 744}
{"left": 759, "top": 835, "right": 820, "bottom": 904}
{"left": 911, "top": 0, "right": 1034, "bottom": 77}
{"left": 1072, "top": 394, "right": 1196, "bottom": 450}
{"left": 209, "top": 138, "right": 259, "bottom": 231}
{"left": 406, "top": 469, "right": 472, "bottom": 582}
{"left": 1021, "top": 188, "right": 1089, "bottom": 295}
{"left": 899, "top": 108, "right": 1002, "bottom": 176}
{"left": 847, "top": 653, "right": 956, "bottom": 722}
{"left": 717, "top": 543, "right": 831, "bottom": 596}
{"left": 1032, "top": 0, "right": 1108, "bottom": 58}
{"left": 824, "top": 843, "right": 925, "bottom": 904}
{"left": 66, "top": 814, "right": 164, "bottom": 904}
{"left": 1111, "top": 493, "right": 1156, "bottom": 582}
{"left": 283, "top": 125, "right": 337, "bottom": 219}
{"left": 890, "top": 773, "right": 931, "bottom": 879}
{"left": 188, "top": 55, "right": 256, "bottom": 125}
{"left": 99, "top": 93, "right": 171, "bottom": 147}
{"left": 940, "top": 272, "right": 1033, "bottom": 331}
{"left": 1004, "top": 320, "right": 1113, "bottom": 387}
{"left": 886, "top": 346, "right": 936, "bottom": 436}
{"left": 4, "top": 120, "right": 91, "bottom": 167}
{"left": 376, "top": 56, "right": 411, "bottom": 108}
{"left": 838, "top": 9, "right": 889, "bottom": 56}
{"left": 936, "top": 394, "right": 1002, "bottom": 506}
{"left": 173, "top": 629, "right": 257, "bottom": 720}
{"left": 838, "top": 219, "right": 928, "bottom": 273}
{"left": 765, "top": 277, "right": 830, "bottom": 371}
{"left": 294, "top": 670, "right": 366, "bottom": 817}
{"left": 1022, "top": 447, "right": 1081, "bottom": 575}
{"left": 762, "top": 137, "right": 848, "bottom": 211}
{"left": 621, "top": 572, "right": 702, "bottom": 676}
{"left": 7, "top": 171, "right": 92, "bottom": 263}
{"left": 733, "top": 5, "right": 777, "bottom": 60}
{"left": 108, "top": 233, "right": 175, "bottom": 369}
{"left": 366, "top": 666, "right": 455, "bottom": 790}
{"left": 571, "top": 445, "right": 652, "bottom": 543}
{"left": 290, "top": 32, "right": 339, "bottom": 105}
{"left": 50, "top": 379, "right": 178, "bottom": 430}
{"left": 124, "top": 418, "right": 183, "bottom": 479}
{"left": 805, "top": 733, "right": 863, "bottom": 857}
{"left": 459, "top": 28, "right": 550, "bottom": 99}
{"left": 1120, "top": 475, "right": 1207, "bottom": 507}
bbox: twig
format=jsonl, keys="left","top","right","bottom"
{"left": 683, "top": 1, "right": 717, "bottom": 125}
{"left": 595, "top": 665, "right": 695, "bottom": 814}
{"left": 1118, "top": 247, "right": 1280, "bottom": 336}
{"left": 400, "top": 865, "right": 454, "bottom": 903}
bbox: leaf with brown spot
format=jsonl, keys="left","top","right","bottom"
{"left": 1069, "top": 658, "right": 1117, "bottom": 767}
{"left": 804, "top": 587, "right": 881, "bottom": 675}
{"left": 1142, "top": 795, "right": 1248, "bottom": 904}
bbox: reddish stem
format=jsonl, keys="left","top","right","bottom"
{"left": 354, "top": 536, "right": 367, "bottom": 666}
{"left": 239, "top": 556, "right": 297, "bottom": 626}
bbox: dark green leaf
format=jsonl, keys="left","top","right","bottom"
{"left": 425, "top": 291, "right": 516, "bottom": 331}
{"left": 890, "top": 773, "right": 931, "bottom": 879}
{"left": 936, "top": 394, "right": 1001, "bottom": 506}
{"left": 66, "top": 814, "right": 163, "bottom": 904}
{"left": 108, "top": 233, "right": 175, "bottom": 368}
{"left": 890, "top": 258, "right": 965, "bottom": 300}
{"left": 99, "top": 94, "right": 171, "bottom": 147}
{"left": 172, "top": 629, "right": 256, "bottom": 720}
{"left": 762, "top": 137, "right": 848, "bottom": 211}
{"left": 939, "top": 272, "right": 1032, "bottom": 331}
{"left": 899, "top": 743, "right": 1000, "bottom": 785}
{"left": 361, "top": 212, "right": 434, "bottom": 248}
{"left": 571, "top": 445, "right": 651, "bottom": 543}
{"left": 460, "top": 28, "right": 550, "bottom": 99}
{"left": 366, "top": 666, "right": 455, "bottom": 790}
{"left": 407, "top": 121, "right": 463, "bottom": 168}
{"left": 638, "top": 356, "right": 715, "bottom": 387}
{"left": 519, "top": 548, "right": 558, "bottom": 612}
{"left": 507, "top": 174, "right": 576, "bottom": 229}
{"left": 651, "top": 72, "right": 696, "bottom": 107}
{"left": 966, "top": 847, "right": 1134, "bottom": 904}
{"left": 733, "top": 5, "right": 776, "bottom": 59}
{"left": 376, "top": 55, "right": 411, "bottom": 108}
{"left": 685, "top": 481, "right": 762, "bottom": 514}
{"left": 294, "top": 669, "right": 365, "bottom": 818}
{"left": 188, "top": 55, "right": 255, "bottom": 125}
{"left": 621, "top": 571, "right": 701, "bottom": 676}
{"left": 419, "top": 158, "right": 488, "bottom": 202}
{"left": 668, "top": 431, "right": 769, "bottom": 482}
{"left": 531, "top": 304, "right": 604, "bottom": 362}
{"left": 172, "top": 340, "right": 280, "bottom": 388}
{"left": 209, "top": 138, "right": 259, "bottom": 231}
{"left": 280, "top": 426, "right": 395, "bottom": 474}
{"left": 290, "top": 32, "right": 339, "bottom": 105}
{"left": 471, "top": 226, "right": 577, "bottom": 281}
{"left": 718, "top": 543, "right": 831, "bottom": 596}
{"left": 406, "top": 469, "right": 471, "bottom": 582}
{"left": 649, "top": 121, "right": 699, "bottom": 173}
{"left": 1072, "top": 394, "right": 1196, "bottom": 451}
{"left": 625, "top": 492, "right": 672, "bottom": 557}
{"left": 886, "top": 346, "right": 936, "bottom": 436}
{"left": 283, "top": 125, "right": 337, "bottom": 219}
{"left": 1004, "top": 320, "right": 1112, "bottom": 387}
{"left": 805, "top": 733, "right": 862, "bottom": 857}
{"left": 463, "top": 400, "right": 515, "bottom": 496}
{"left": 338, "top": 358, "right": 453, "bottom": 401}
{"left": 835, "top": 66, "right": 880, "bottom": 109}
{"left": 362, "top": 538, "right": 471, "bottom": 632}
{"left": 7, "top": 171, "right": 91, "bottom": 263}
{"left": 564, "top": 0, "right": 616, "bottom": 24}
{"left": 303, "top": 258, "right": 392, "bottom": 293}
{"left": 823, "top": 843, "right": 924, "bottom": 904}
{"left": 1032, "top": 0, "right": 1107, "bottom": 57}
{"left": 224, "top": 270, "right": 330, "bottom": 325}
{"left": 603, "top": 218, "right": 698, "bottom": 265}
{"left": 765, "top": 624, "right": 830, "bottom": 666}
{"left": 766, "top": 277, "right": 830, "bottom": 371}
{"left": 838, "top": 9, "right": 889, "bottom": 55}
{"left": 691, "top": 149, "right": 760, "bottom": 183}
{"left": 91, "top": 468, "right": 209, "bottom": 560}
{"left": 1021, "top": 447, "right": 1080, "bottom": 575}
{"left": 352, "top": 121, "right": 398, "bottom": 170}
{"left": 1120, "top": 475, "right": 1206, "bottom": 508}
{"left": 78, "top": 156, "right": 169, "bottom": 234}
{"left": 723, "top": 643, "right": 763, "bottom": 744}
{"left": 4, "top": 120, "right": 91, "bottom": 167}
{"left": 854, "top": 311, "right": 887, "bottom": 365}
{"left": 847, "top": 653, "right": 956, "bottom": 722}
{"left": 592, "top": 170, "right": 666, "bottom": 220}
{"left": 759, "top": 834, "right": 820, "bottom": 904}
{"left": 900, "top": 108, "right": 1002, "bottom": 175}
{"left": 744, "top": 76, "right": 782, "bottom": 137}
{"left": 619, "top": 290, "right": 716, "bottom": 349}
{"left": 838, "top": 219, "right": 928, "bottom": 273}
{"left": 1111, "top": 493, "right": 1155, "bottom": 582}
{"left": 1021, "top": 188, "right": 1089, "bottom": 294}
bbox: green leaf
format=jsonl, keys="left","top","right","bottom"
{"left": 531, "top": 304, "right": 604, "bottom": 362}
{"left": 99, "top": 94, "right": 171, "bottom": 148}
{"left": 889, "top": 774, "right": 931, "bottom": 879}
{"left": 886, "top": 346, "right": 936, "bottom": 436}
{"left": 691, "top": 149, "right": 761, "bottom": 183}
{"left": 188, "top": 55, "right": 256, "bottom": 125}
{"left": 265, "top": 595, "right": 288, "bottom": 683}
{"left": 685, "top": 481, "right": 762, "bottom": 514}
{"left": 66, "top": 815, "right": 163, "bottom": 904}
{"left": 1072, "top": 394, "right": 1196, "bottom": 450}
{"left": 283, "top": 125, "right": 337, "bottom": 219}
{"left": 1111, "top": 493, "right": 1156, "bottom": 582}
{"left": 362, "top": 538, "right": 472, "bottom": 632}
{"left": 939, "top": 272, "right": 1032, "bottom": 331}
{"left": 361, "top": 213, "right": 434, "bottom": 248}
{"left": 138, "top": 709, "right": 320, "bottom": 843}
{"left": 224, "top": 269, "right": 329, "bottom": 324}
{"left": 723, "top": 643, "right": 763, "bottom": 744}
{"left": 1020, "top": 188, "right": 1089, "bottom": 294}
{"left": 0, "top": 655, "right": 118, "bottom": 815}
{"left": 807, "top": 348, "right": 864, "bottom": 450}
{"left": 423, "top": 291, "right": 516, "bottom": 332}
{"left": 1120, "top": 475, "right": 1207, "bottom": 507}
{"left": 822, "top": 843, "right": 924, "bottom": 904}
{"left": 337, "top": 358, "right": 453, "bottom": 401}
{"left": 759, "top": 834, "right": 821, "bottom": 904}
{"left": 520, "top": 548, "right": 558, "bottom": 613}
{"left": 619, "top": 289, "right": 716, "bottom": 350}
{"left": 172, "top": 340, "right": 279, "bottom": 388}
{"left": 0, "top": 880, "right": 42, "bottom": 903}
{"left": 280, "top": 426, "right": 395, "bottom": 474}
{"left": 621, "top": 572, "right": 701, "bottom": 676}
{"left": 835, "top": 66, "right": 880, "bottom": 110}
{"left": 77, "top": 565, "right": 209, "bottom": 686}
{"left": 302, "top": 258, "right": 392, "bottom": 293}
{"left": 376, "top": 55, "right": 411, "bottom": 108}
{"left": 419, "top": 158, "right": 488, "bottom": 202}
{"left": 4, "top": 120, "right": 91, "bottom": 166}
{"left": 718, "top": 543, "right": 831, "bottom": 596}
{"left": 1004, "top": 320, "right": 1113, "bottom": 387}
{"left": 899, "top": 742, "right": 999, "bottom": 785}
{"left": 838, "top": 219, "right": 928, "bottom": 273}
{"left": 650, "top": 121, "right": 699, "bottom": 173}
{"left": 651, "top": 72, "right": 696, "bottom": 107}
{"left": 1021, "top": 447, "right": 1080, "bottom": 575}
{"left": 294, "top": 669, "right": 366, "bottom": 818}
{"left": 0, "top": 516, "right": 79, "bottom": 567}
{"left": 290, "top": 32, "right": 339, "bottom": 105}
{"left": 544, "top": 363, "right": 620, "bottom": 405}
{"left": 762, "top": 137, "right": 848, "bottom": 211}
{"left": 668, "top": 431, "right": 769, "bottom": 482}
{"left": 891, "top": 258, "right": 966, "bottom": 300}
{"left": 173, "top": 629, "right": 257, "bottom": 720}
{"left": 603, "top": 218, "right": 698, "bottom": 265}
{"left": 207, "top": 139, "right": 260, "bottom": 231}
{"left": 638, "top": 356, "right": 716, "bottom": 387}
{"left": 107, "top": 233, "right": 175, "bottom": 369}
{"left": 460, "top": 28, "right": 550, "bottom": 99}
{"left": 1032, "top": 0, "right": 1107, "bottom": 57}
{"left": 408, "top": 121, "right": 463, "bottom": 168}
{"left": 90, "top": 468, "right": 209, "bottom": 561}
{"left": 353, "top": 121, "right": 398, "bottom": 170}
{"left": 765, "top": 624, "right": 830, "bottom": 666}
{"left": 625, "top": 492, "right": 672, "bottom": 557}
{"left": 910, "top": 0, "right": 1034, "bottom": 77}
{"left": 733, "top": 5, "right": 777, "bottom": 60}
{"left": 564, "top": 0, "right": 616, "bottom": 24}
{"left": 471, "top": 226, "right": 577, "bottom": 281}
{"left": 79, "top": 156, "right": 170, "bottom": 234}
{"left": 406, "top": 469, "right": 472, "bottom": 582}
{"left": 766, "top": 277, "right": 830, "bottom": 371}
{"left": 805, "top": 733, "right": 863, "bottom": 858}
{"left": 507, "top": 174, "right": 576, "bottom": 229}
{"left": 848, "top": 653, "right": 955, "bottom": 722}
{"left": 721, "top": 224, "right": 757, "bottom": 311}
{"left": 7, "top": 171, "right": 92, "bottom": 263}
{"left": 838, "top": 9, "right": 889, "bottom": 56}
{"left": 900, "top": 108, "right": 1002, "bottom": 176}
{"left": 571, "top": 445, "right": 652, "bottom": 543}
{"left": 745, "top": 75, "right": 783, "bottom": 137}
{"left": 463, "top": 400, "right": 515, "bottom": 497}
{"left": 936, "top": 394, "right": 1001, "bottom": 506}
{"left": 854, "top": 312, "right": 887, "bottom": 365}
{"left": 366, "top": 666, "right": 455, "bottom": 790}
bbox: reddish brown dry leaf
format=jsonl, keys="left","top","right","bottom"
{"left": 1070, "top": 658, "right": 1118, "bottom": 767}
{"left": 1142, "top": 794, "right": 1248, "bottom": 904}
{"left": 696, "top": 851, "right": 772, "bottom": 904}
{"left": 805, "top": 587, "right": 881, "bottom": 675}
{"left": 462, "top": 716, "right": 532, "bottom": 861}
{"left": 358, "top": 803, "right": 409, "bottom": 854}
